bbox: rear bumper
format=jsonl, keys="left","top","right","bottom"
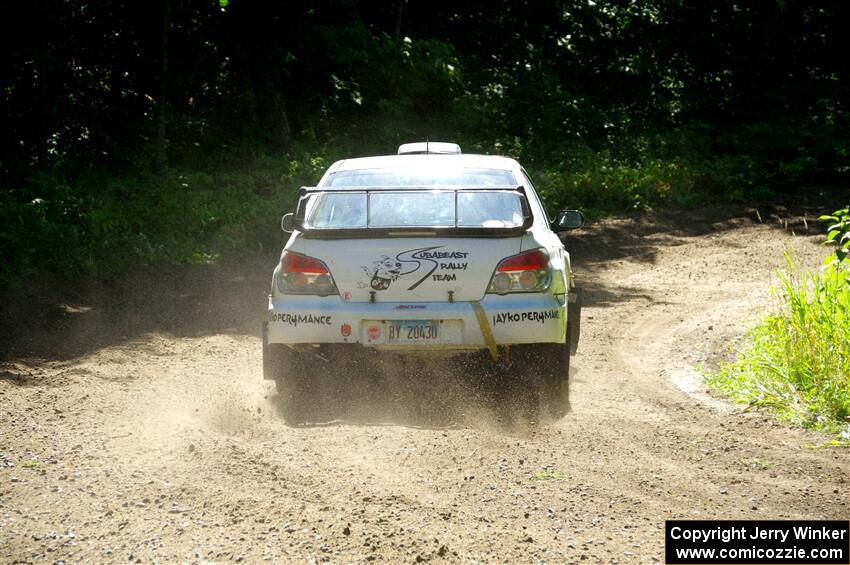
{"left": 266, "top": 293, "right": 568, "bottom": 349}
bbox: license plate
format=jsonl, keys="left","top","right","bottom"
{"left": 386, "top": 320, "right": 440, "bottom": 344}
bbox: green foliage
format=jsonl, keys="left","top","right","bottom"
{"left": 820, "top": 207, "right": 850, "bottom": 265}
{"left": 528, "top": 148, "right": 702, "bottom": 216}
{"left": 0, "top": 154, "right": 328, "bottom": 286}
{"left": 3, "top": 1, "right": 850, "bottom": 285}
{"left": 331, "top": 33, "right": 461, "bottom": 119}
{"left": 0, "top": 130, "right": 841, "bottom": 288}
{"left": 708, "top": 254, "right": 850, "bottom": 442}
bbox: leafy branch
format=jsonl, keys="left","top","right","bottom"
{"left": 820, "top": 207, "right": 850, "bottom": 266}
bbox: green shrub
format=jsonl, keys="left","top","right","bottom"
{"left": 0, "top": 154, "right": 318, "bottom": 287}
{"left": 1, "top": 126, "right": 843, "bottom": 287}
{"left": 708, "top": 253, "right": 850, "bottom": 441}
{"left": 526, "top": 146, "right": 703, "bottom": 217}
{"left": 821, "top": 207, "right": 850, "bottom": 265}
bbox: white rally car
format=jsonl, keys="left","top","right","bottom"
{"left": 263, "top": 142, "right": 583, "bottom": 421}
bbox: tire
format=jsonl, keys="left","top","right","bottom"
{"left": 568, "top": 286, "right": 582, "bottom": 355}
{"left": 512, "top": 325, "right": 572, "bottom": 421}
{"left": 274, "top": 371, "right": 309, "bottom": 424}
{"left": 263, "top": 323, "right": 310, "bottom": 424}
{"left": 537, "top": 340, "right": 571, "bottom": 420}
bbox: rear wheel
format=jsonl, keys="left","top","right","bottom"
{"left": 274, "top": 370, "right": 310, "bottom": 424}
{"left": 534, "top": 345, "right": 571, "bottom": 420}
{"left": 268, "top": 352, "right": 309, "bottom": 423}
{"left": 263, "top": 324, "right": 311, "bottom": 423}
{"left": 540, "top": 338, "right": 571, "bottom": 420}
{"left": 512, "top": 324, "right": 572, "bottom": 421}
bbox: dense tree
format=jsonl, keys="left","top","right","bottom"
{"left": 1, "top": 0, "right": 847, "bottom": 283}
{"left": 2, "top": 0, "right": 847, "bottom": 176}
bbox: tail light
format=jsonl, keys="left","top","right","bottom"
{"left": 487, "top": 248, "right": 551, "bottom": 294}
{"left": 276, "top": 251, "right": 338, "bottom": 296}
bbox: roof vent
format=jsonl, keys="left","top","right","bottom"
{"left": 397, "top": 142, "right": 462, "bottom": 155}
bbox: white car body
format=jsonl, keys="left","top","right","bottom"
{"left": 265, "top": 152, "right": 580, "bottom": 355}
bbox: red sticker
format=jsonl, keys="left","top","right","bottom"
{"left": 367, "top": 325, "right": 381, "bottom": 341}
{"left": 340, "top": 323, "right": 352, "bottom": 337}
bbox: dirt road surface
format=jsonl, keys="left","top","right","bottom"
{"left": 2, "top": 207, "right": 848, "bottom": 563}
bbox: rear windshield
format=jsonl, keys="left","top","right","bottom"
{"left": 304, "top": 190, "right": 525, "bottom": 230}
{"left": 324, "top": 167, "right": 516, "bottom": 187}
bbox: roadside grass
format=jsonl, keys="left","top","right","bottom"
{"left": 707, "top": 254, "right": 850, "bottom": 443}
{"left": 532, "top": 470, "right": 567, "bottom": 481}
{"left": 736, "top": 457, "right": 773, "bottom": 470}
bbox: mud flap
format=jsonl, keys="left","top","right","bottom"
{"left": 263, "top": 322, "right": 290, "bottom": 380}
{"left": 471, "top": 301, "right": 499, "bottom": 361}
{"left": 262, "top": 322, "right": 275, "bottom": 380}
{"left": 568, "top": 286, "right": 582, "bottom": 355}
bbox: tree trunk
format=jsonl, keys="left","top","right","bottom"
{"left": 243, "top": 74, "right": 260, "bottom": 131}
{"left": 35, "top": 0, "right": 51, "bottom": 167}
{"left": 37, "top": 50, "right": 50, "bottom": 167}
{"left": 271, "top": 90, "right": 293, "bottom": 157}
{"left": 154, "top": 0, "right": 171, "bottom": 175}
{"left": 394, "top": 0, "right": 405, "bottom": 40}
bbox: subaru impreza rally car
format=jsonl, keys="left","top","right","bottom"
{"left": 263, "top": 142, "right": 584, "bottom": 420}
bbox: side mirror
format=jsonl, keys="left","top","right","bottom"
{"left": 281, "top": 213, "right": 294, "bottom": 233}
{"left": 553, "top": 210, "right": 585, "bottom": 232}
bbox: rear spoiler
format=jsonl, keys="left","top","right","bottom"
{"left": 291, "top": 186, "right": 534, "bottom": 239}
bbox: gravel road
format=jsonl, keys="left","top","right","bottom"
{"left": 2, "top": 207, "right": 848, "bottom": 563}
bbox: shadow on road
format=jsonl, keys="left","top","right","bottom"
{"left": 0, "top": 253, "right": 277, "bottom": 364}
{"left": 565, "top": 204, "right": 825, "bottom": 308}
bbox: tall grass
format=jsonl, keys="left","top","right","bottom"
{"left": 708, "top": 255, "right": 850, "bottom": 441}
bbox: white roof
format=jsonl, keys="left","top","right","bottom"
{"left": 329, "top": 154, "right": 520, "bottom": 173}
{"left": 397, "top": 142, "right": 461, "bottom": 155}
